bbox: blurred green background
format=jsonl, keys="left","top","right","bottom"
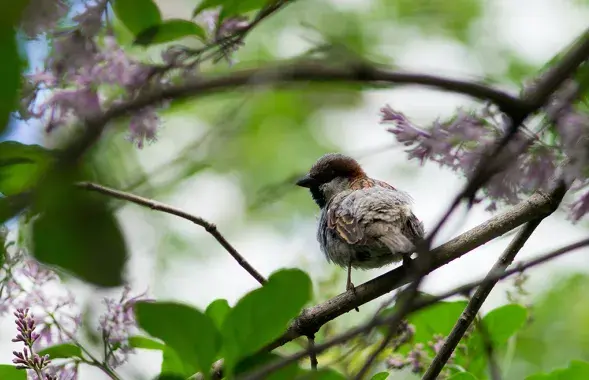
{"left": 4, "top": 0, "right": 589, "bottom": 379}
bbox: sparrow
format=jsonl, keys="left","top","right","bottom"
{"left": 296, "top": 153, "right": 425, "bottom": 299}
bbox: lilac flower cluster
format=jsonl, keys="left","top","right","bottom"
{"left": 19, "top": 0, "right": 257, "bottom": 149}
{"left": 386, "top": 334, "right": 455, "bottom": 377}
{"left": 381, "top": 101, "right": 589, "bottom": 220}
{"left": 99, "top": 286, "right": 150, "bottom": 367}
{"left": 1, "top": 231, "right": 149, "bottom": 378}
{"left": 11, "top": 308, "right": 53, "bottom": 379}
{"left": 20, "top": 0, "right": 161, "bottom": 149}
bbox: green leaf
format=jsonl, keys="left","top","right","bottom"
{"left": 193, "top": 0, "right": 268, "bottom": 19}
{"left": 38, "top": 343, "right": 82, "bottom": 359}
{"left": 0, "top": 236, "right": 5, "bottom": 268}
{"left": 234, "top": 352, "right": 299, "bottom": 380}
{"left": 448, "top": 373, "right": 478, "bottom": 380}
{"left": 381, "top": 0, "right": 482, "bottom": 42}
{"left": 205, "top": 299, "right": 231, "bottom": 330}
{"left": 112, "top": 0, "right": 162, "bottom": 35}
{"left": 153, "top": 375, "right": 185, "bottom": 380}
{"left": 134, "top": 19, "right": 206, "bottom": 46}
{"left": 192, "top": 0, "right": 224, "bottom": 17}
{"left": 0, "top": 27, "right": 21, "bottom": 135}
{"left": 0, "top": 192, "right": 31, "bottom": 224}
{"left": 526, "top": 360, "right": 589, "bottom": 380}
{"left": 222, "top": 268, "right": 312, "bottom": 373}
{"left": 371, "top": 372, "right": 390, "bottom": 380}
{"left": 129, "top": 336, "right": 166, "bottom": 351}
{"left": 32, "top": 169, "right": 127, "bottom": 287}
{"left": 300, "top": 368, "right": 347, "bottom": 379}
{"left": 0, "top": 365, "right": 27, "bottom": 380}
{"left": 161, "top": 346, "right": 186, "bottom": 376}
{"left": 0, "top": 142, "right": 54, "bottom": 196}
{"left": 567, "top": 361, "right": 589, "bottom": 378}
{"left": 0, "top": 0, "right": 28, "bottom": 26}
{"left": 135, "top": 301, "right": 222, "bottom": 377}
{"left": 481, "top": 304, "right": 527, "bottom": 346}
{"left": 403, "top": 299, "right": 468, "bottom": 344}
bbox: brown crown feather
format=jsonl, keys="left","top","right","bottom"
{"left": 308, "top": 153, "right": 366, "bottom": 183}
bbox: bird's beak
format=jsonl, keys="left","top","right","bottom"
{"left": 296, "top": 173, "right": 316, "bottom": 188}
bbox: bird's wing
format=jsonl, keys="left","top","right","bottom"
{"left": 328, "top": 187, "right": 425, "bottom": 253}
{"left": 403, "top": 212, "right": 425, "bottom": 243}
{"left": 327, "top": 195, "right": 364, "bottom": 244}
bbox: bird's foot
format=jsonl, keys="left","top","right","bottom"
{"left": 346, "top": 281, "right": 360, "bottom": 313}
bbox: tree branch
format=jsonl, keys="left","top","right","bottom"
{"left": 96, "top": 62, "right": 526, "bottom": 123}
{"left": 77, "top": 182, "right": 267, "bottom": 285}
{"left": 423, "top": 218, "right": 543, "bottom": 379}
{"left": 525, "top": 28, "right": 589, "bottom": 108}
{"left": 240, "top": 236, "right": 589, "bottom": 380}
{"left": 307, "top": 335, "right": 318, "bottom": 370}
{"left": 265, "top": 187, "right": 564, "bottom": 352}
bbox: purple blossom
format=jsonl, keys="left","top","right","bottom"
{"left": 217, "top": 16, "right": 250, "bottom": 38}
{"left": 381, "top": 105, "right": 561, "bottom": 213}
{"left": 195, "top": 9, "right": 250, "bottom": 39}
{"left": 47, "top": 30, "right": 99, "bottom": 80}
{"left": 11, "top": 308, "right": 53, "bottom": 379}
{"left": 382, "top": 106, "right": 431, "bottom": 145}
{"left": 555, "top": 109, "right": 589, "bottom": 185}
{"left": 386, "top": 354, "right": 407, "bottom": 370}
{"left": 570, "top": 188, "right": 589, "bottom": 221}
{"left": 19, "top": 0, "right": 69, "bottom": 38}
{"left": 72, "top": 0, "right": 108, "bottom": 38}
{"left": 21, "top": 0, "right": 166, "bottom": 147}
{"left": 428, "top": 334, "right": 451, "bottom": 358}
{"left": 44, "top": 363, "right": 78, "bottom": 380}
{"left": 99, "top": 286, "right": 150, "bottom": 367}
{"left": 195, "top": 9, "right": 220, "bottom": 36}
{"left": 92, "top": 37, "right": 153, "bottom": 89}
{"left": 128, "top": 108, "right": 160, "bottom": 149}
{"left": 406, "top": 343, "right": 427, "bottom": 373}
{"left": 33, "top": 88, "right": 101, "bottom": 132}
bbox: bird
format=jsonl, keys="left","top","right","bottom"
{"left": 296, "top": 153, "right": 425, "bottom": 302}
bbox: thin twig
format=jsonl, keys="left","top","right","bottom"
{"left": 48, "top": 313, "right": 123, "bottom": 380}
{"left": 423, "top": 219, "right": 541, "bottom": 379}
{"left": 423, "top": 184, "right": 567, "bottom": 379}
{"left": 239, "top": 236, "right": 589, "bottom": 380}
{"left": 77, "top": 182, "right": 267, "bottom": 285}
{"left": 307, "top": 334, "right": 318, "bottom": 370}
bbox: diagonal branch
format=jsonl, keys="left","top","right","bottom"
{"left": 423, "top": 218, "right": 543, "bottom": 379}
{"left": 77, "top": 182, "right": 267, "bottom": 285}
{"left": 240, "top": 235, "right": 589, "bottom": 380}
{"left": 265, "top": 187, "right": 565, "bottom": 352}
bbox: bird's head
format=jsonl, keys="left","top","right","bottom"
{"left": 296, "top": 153, "right": 366, "bottom": 208}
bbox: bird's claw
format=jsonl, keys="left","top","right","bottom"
{"left": 346, "top": 282, "right": 360, "bottom": 312}
{"left": 346, "top": 281, "right": 356, "bottom": 293}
